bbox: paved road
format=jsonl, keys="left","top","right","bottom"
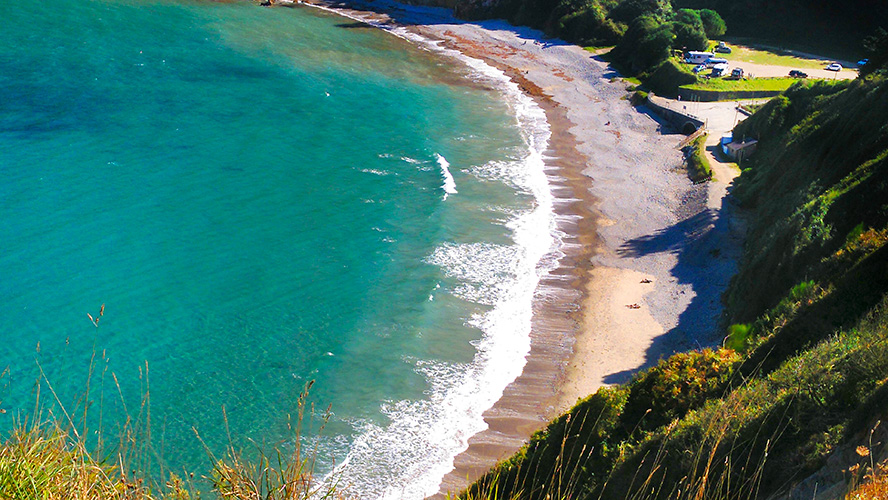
{"left": 729, "top": 60, "right": 856, "bottom": 80}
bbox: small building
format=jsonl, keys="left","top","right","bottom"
{"left": 724, "top": 139, "right": 758, "bottom": 162}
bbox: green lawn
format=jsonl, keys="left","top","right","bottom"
{"left": 708, "top": 42, "right": 836, "bottom": 70}
{"left": 681, "top": 77, "right": 797, "bottom": 92}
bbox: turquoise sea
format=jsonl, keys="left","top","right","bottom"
{"left": 0, "top": 1, "right": 555, "bottom": 497}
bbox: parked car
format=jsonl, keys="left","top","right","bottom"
{"left": 731, "top": 67, "right": 744, "bottom": 78}
{"left": 710, "top": 63, "right": 729, "bottom": 77}
{"left": 789, "top": 70, "right": 808, "bottom": 78}
{"left": 714, "top": 43, "right": 732, "bottom": 54}
{"left": 693, "top": 64, "right": 707, "bottom": 74}
{"left": 858, "top": 59, "right": 869, "bottom": 67}
{"left": 826, "top": 63, "right": 843, "bottom": 71}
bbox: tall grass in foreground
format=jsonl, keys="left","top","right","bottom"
{"left": 198, "top": 381, "right": 347, "bottom": 500}
{"left": 0, "top": 363, "right": 351, "bottom": 500}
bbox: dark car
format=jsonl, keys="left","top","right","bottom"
{"left": 789, "top": 70, "right": 808, "bottom": 78}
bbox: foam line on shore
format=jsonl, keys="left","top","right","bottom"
{"left": 305, "top": 3, "right": 563, "bottom": 498}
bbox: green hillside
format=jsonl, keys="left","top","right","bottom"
{"left": 458, "top": 72, "right": 888, "bottom": 500}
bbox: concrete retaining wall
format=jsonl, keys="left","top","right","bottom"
{"left": 646, "top": 94, "right": 706, "bottom": 134}
{"left": 677, "top": 88, "right": 784, "bottom": 102}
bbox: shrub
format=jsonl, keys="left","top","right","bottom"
{"left": 672, "top": 9, "right": 708, "bottom": 51}
{"left": 685, "top": 133, "right": 712, "bottom": 182}
{"left": 630, "top": 89, "right": 649, "bottom": 105}
{"left": 643, "top": 58, "right": 697, "bottom": 96}
{"left": 699, "top": 9, "right": 726, "bottom": 38}
{"left": 724, "top": 323, "right": 753, "bottom": 352}
{"left": 622, "top": 348, "right": 741, "bottom": 433}
{"left": 612, "top": 15, "right": 674, "bottom": 73}
{"left": 462, "top": 385, "right": 630, "bottom": 500}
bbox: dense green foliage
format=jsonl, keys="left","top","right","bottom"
{"left": 684, "top": 133, "right": 711, "bottom": 182}
{"left": 459, "top": 74, "right": 888, "bottom": 500}
{"left": 728, "top": 76, "right": 888, "bottom": 324}
{"left": 861, "top": 28, "right": 888, "bottom": 77}
{"left": 698, "top": 8, "right": 724, "bottom": 38}
{"left": 642, "top": 58, "right": 696, "bottom": 95}
{"left": 671, "top": 0, "right": 888, "bottom": 58}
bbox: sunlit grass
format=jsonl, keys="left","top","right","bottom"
{"left": 0, "top": 363, "right": 350, "bottom": 500}
{"left": 710, "top": 43, "right": 833, "bottom": 69}
{"left": 681, "top": 77, "right": 796, "bottom": 92}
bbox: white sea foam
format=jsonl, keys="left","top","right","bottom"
{"left": 400, "top": 156, "right": 424, "bottom": 165}
{"left": 312, "top": 6, "right": 561, "bottom": 500}
{"left": 361, "top": 168, "right": 391, "bottom": 176}
{"left": 436, "top": 153, "right": 458, "bottom": 200}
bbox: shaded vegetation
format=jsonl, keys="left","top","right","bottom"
{"left": 670, "top": 0, "right": 888, "bottom": 59}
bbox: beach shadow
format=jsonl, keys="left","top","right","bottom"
{"left": 335, "top": 21, "right": 373, "bottom": 29}
{"left": 608, "top": 192, "right": 744, "bottom": 380}
{"left": 319, "top": 0, "right": 577, "bottom": 49}
{"left": 616, "top": 210, "right": 716, "bottom": 258}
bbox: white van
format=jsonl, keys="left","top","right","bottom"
{"left": 684, "top": 51, "right": 714, "bottom": 64}
{"left": 710, "top": 63, "right": 729, "bottom": 77}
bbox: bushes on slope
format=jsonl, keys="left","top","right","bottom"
{"left": 460, "top": 347, "right": 741, "bottom": 500}
{"left": 642, "top": 56, "right": 698, "bottom": 96}
{"left": 727, "top": 76, "right": 888, "bottom": 324}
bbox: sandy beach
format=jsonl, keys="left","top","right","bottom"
{"left": 292, "top": 0, "right": 746, "bottom": 496}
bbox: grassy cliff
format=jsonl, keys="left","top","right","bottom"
{"left": 458, "top": 73, "right": 888, "bottom": 500}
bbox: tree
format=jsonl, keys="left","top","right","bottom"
{"left": 613, "top": 14, "right": 674, "bottom": 71}
{"left": 672, "top": 8, "right": 708, "bottom": 50}
{"left": 861, "top": 27, "right": 888, "bottom": 76}
{"left": 608, "top": 0, "right": 670, "bottom": 24}
{"left": 699, "top": 9, "right": 726, "bottom": 38}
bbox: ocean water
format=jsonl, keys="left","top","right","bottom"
{"left": 0, "top": 1, "right": 555, "bottom": 497}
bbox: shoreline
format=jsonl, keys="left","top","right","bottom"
{"left": 288, "top": 1, "right": 744, "bottom": 497}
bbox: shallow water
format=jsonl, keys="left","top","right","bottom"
{"left": 0, "top": 1, "right": 554, "bottom": 496}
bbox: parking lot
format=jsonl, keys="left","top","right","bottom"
{"left": 694, "top": 42, "right": 859, "bottom": 80}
